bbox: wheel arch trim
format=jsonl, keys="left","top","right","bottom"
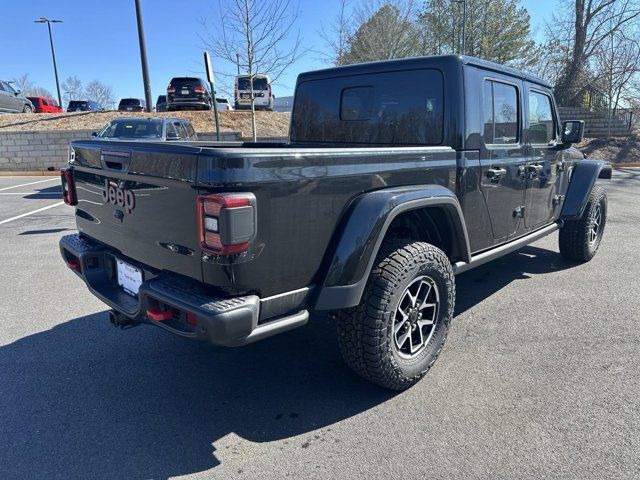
{"left": 561, "top": 159, "right": 611, "bottom": 220}
{"left": 313, "top": 185, "right": 470, "bottom": 311}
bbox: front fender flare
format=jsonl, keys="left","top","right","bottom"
{"left": 314, "top": 185, "right": 470, "bottom": 310}
{"left": 561, "top": 159, "right": 611, "bottom": 220}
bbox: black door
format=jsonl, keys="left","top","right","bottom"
{"left": 524, "top": 87, "right": 561, "bottom": 229}
{"left": 479, "top": 78, "right": 528, "bottom": 242}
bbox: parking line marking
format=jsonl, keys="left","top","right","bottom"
{"left": 0, "top": 192, "right": 61, "bottom": 195}
{"left": 0, "top": 178, "right": 58, "bottom": 192}
{"left": 0, "top": 202, "right": 65, "bottom": 225}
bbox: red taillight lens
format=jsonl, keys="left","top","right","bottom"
{"left": 60, "top": 167, "right": 78, "bottom": 206}
{"left": 197, "top": 193, "right": 256, "bottom": 255}
{"left": 194, "top": 86, "right": 205, "bottom": 93}
{"left": 167, "top": 85, "right": 175, "bottom": 93}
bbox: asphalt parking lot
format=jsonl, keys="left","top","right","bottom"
{"left": 0, "top": 171, "right": 638, "bottom": 479}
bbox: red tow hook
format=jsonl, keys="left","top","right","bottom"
{"left": 146, "top": 306, "right": 173, "bottom": 322}
{"left": 66, "top": 259, "right": 81, "bottom": 270}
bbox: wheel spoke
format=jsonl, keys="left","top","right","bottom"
{"left": 397, "top": 328, "right": 411, "bottom": 349}
{"left": 417, "top": 318, "right": 434, "bottom": 328}
{"left": 416, "top": 280, "right": 432, "bottom": 308}
{"left": 419, "top": 302, "right": 436, "bottom": 311}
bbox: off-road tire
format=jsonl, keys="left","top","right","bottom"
{"left": 336, "top": 240, "right": 455, "bottom": 390}
{"left": 559, "top": 185, "right": 607, "bottom": 262}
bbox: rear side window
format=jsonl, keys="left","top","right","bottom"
{"left": 291, "top": 69, "right": 444, "bottom": 145}
{"left": 483, "top": 80, "right": 519, "bottom": 145}
{"left": 528, "top": 91, "right": 556, "bottom": 144}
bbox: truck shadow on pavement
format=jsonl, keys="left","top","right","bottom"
{"left": 0, "top": 244, "right": 572, "bottom": 479}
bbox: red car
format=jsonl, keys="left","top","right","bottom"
{"left": 27, "top": 96, "right": 63, "bottom": 113}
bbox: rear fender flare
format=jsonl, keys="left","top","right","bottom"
{"left": 561, "top": 160, "right": 611, "bottom": 220}
{"left": 314, "top": 185, "right": 470, "bottom": 310}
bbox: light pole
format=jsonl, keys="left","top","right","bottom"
{"left": 34, "top": 18, "right": 63, "bottom": 108}
{"left": 134, "top": 0, "right": 152, "bottom": 112}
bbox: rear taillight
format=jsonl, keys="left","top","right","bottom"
{"left": 60, "top": 167, "right": 77, "bottom": 206}
{"left": 167, "top": 85, "right": 175, "bottom": 93}
{"left": 194, "top": 86, "right": 205, "bottom": 94}
{"left": 197, "top": 193, "right": 256, "bottom": 255}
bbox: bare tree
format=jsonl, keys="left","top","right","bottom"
{"left": 61, "top": 76, "right": 84, "bottom": 106}
{"left": 203, "top": 0, "right": 305, "bottom": 140}
{"left": 552, "top": 0, "right": 640, "bottom": 106}
{"left": 592, "top": 25, "right": 640, "bottom": 136}
{"left": 85, "top": 80, "right": 116, "bottom": 109}
{"left": 9, "top": 74, "right": 54, "bottom": 98}
{"left": 319, "top": 0, "right": 353, "bottom": 66}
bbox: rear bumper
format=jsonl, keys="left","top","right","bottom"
{"left": 59, "top": 233, "right": 308, "bottom": 346}
{"left": 167, "top": 98, "right": 209, "bottom": 109}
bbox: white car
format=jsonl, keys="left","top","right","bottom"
{"left": 215, "top": 97, "right": 233, "bottom": 111}
{"left": 234, "top": 74, "right": 273, "bottom": 111}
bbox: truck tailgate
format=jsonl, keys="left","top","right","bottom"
{"left": 71, "top": 143, "right": 203, "bottom": 281}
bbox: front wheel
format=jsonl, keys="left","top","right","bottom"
{"left": 336, "top": 240, "right": 455, "bottom": 390}
{"left": 23, "top": 104, "right": 33, "bottom": 113}
{"left": 559, "top": 185, "right": 607, "bottom": 262}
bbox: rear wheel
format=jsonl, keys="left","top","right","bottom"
{"left": 559, "top": 185, "right": 607, "bottom": 262}
{"left": 336, "top": 239, "right": 455, "bottom": 390}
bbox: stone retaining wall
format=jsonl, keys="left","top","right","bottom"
{"left": 0, "top": 129, "right": 244, "bottom": 172}
{"left": 559, "top": 107, "right": 631, "bottom": 137}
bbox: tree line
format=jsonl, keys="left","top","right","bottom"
{"left": 10, "top": 73, "right": 116, "bottom": 109}
{"left": 321, "top": 0, "right": 640, "bottom": 112}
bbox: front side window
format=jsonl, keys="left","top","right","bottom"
{"left": 528, "top": 91, "right": 555, "bottom": 144}
{"left": 483, "top": 80, "right": 519, "bottom": 145}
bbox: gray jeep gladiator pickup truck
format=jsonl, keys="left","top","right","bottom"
{"left": 59, "top": 55, "right": 611, "bottom": 390}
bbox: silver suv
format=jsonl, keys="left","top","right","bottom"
{"left": 0, "top": 81, "right": 34, "bottom": 113}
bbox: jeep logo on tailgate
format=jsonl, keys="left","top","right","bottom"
{"left": 102, "top": 179, "right": 135, "bottom": 213}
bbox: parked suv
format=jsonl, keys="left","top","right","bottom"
{"left": 234, "top": 74, "right": 273, "bottom": 111}
{"left": 155, "top": 95, "right": 167, "bottom": 112}
{"left": 92, "top": 117, "right": 198, "bottom": 141}
{"left": 167, "top": 77, "right": 212, "bottom": 111}
{"left": 0, "top": 81, "right": 34, "bottom": 113}
{"left": 118, "top": 98, "right": 146, "bottom": 112}
{"left": 27, "top": 96, "right": 62, "bottom": 113}
{"left": 68, "top": 100, "right": 103, "bottom": 112}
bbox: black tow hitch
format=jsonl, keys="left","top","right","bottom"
{"left": 109, "top": 310, "right": 138, "bottom": 330}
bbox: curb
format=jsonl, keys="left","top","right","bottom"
{"left": 0, "top": 170, "right": 59, "bottom": 176}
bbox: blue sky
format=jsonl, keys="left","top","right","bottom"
{"left": 0, "top": 0, "right": 555, "bottom": 105}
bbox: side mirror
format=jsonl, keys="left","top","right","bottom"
{"left": 14, "top": 90, "right": 21, "bottom": 96}
{"left": 91, "top": 132, "right": 98, "bottom": 137}
{"left": 562, "top": 120, "right": 584, "bottom": 146}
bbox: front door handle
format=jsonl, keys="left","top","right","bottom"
{"left": 526, "top": 164, "right": 543, "bottom": 174}
{"left": 486, "top": 167, "right": 507, "bottom": 180}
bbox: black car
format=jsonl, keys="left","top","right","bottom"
{"left": 118, "top": 98, "right": 146, "bottom": 112}
{"left": 167, "top": 77, "right": 212, "bottom": 111}
{"left": 92, "top": 117, "right": 197, "bottom": 141}
{"left": 67, "top": 100, "right": 103, "bottom": 112}
{"left": 60, "top": 55, "right": 610, "bottom": 391}
{"left": 155, "top": 95, "right": 167, "bottom": 112}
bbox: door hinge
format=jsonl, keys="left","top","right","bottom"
{"left": 513, "top": 205, "right": 525, "bottom": 218}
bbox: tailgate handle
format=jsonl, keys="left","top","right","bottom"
{"left": 101, "top": 149, "right": 132, "bottom": 172}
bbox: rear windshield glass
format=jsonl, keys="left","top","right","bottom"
{"left": 69, "top": 101, "right": 87, "bottom": 108}
{"left": 237, "top": 77, "right": 268, "bottom": 91}
{"left": 170, "top": 78, "right": 201, "bottom": 87}
{"left": 99, "top": 120, "right": 162, "bottom": 139}
{"left": 156, "top": 95, "right": 166, "bottom": 103}
{"left": 215, "top": 98, "right": 228, "bottom": 103}
{"left": 119, "top": 99, "right": 141, "bottom": 106}
{"left": 290, "top": 69, "right": 444, "bottom": 145}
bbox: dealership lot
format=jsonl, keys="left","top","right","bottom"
{"left": 0, "top": 172, "right": 638, "bottom": 479}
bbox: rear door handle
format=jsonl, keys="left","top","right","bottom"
{"left": 486, "top": 167, "right": 507, "bottom": 180}
{"left": 526, "top": 164, "right": 543, "bottom": 173}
